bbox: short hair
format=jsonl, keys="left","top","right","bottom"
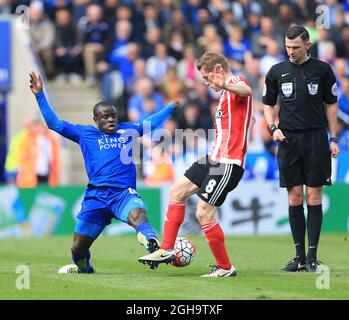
{"left": 285, "top": 25, "right": 310, "bottom": 42}
{"left": 196, "top": 51, "right": 230, "bottom": 72}
{"left": 93, "top": 101, "right": 116, "bottom": 117}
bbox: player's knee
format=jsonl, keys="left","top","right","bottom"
{"left": 288, "top": 190, "right": 303, "bottom": 205}
{"left": 195, "top": 202, "right": 212, "bottom": 224}
{"left": 306, "top": 190, "right": 322, "bottom": 205}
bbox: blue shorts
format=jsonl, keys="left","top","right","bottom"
{"left": 76, "top": 187, "right": 147, "bottom": 230}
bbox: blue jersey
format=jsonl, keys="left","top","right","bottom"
{"left": 59, "top": 121, "right": 142, "bottom": 188}
{"left": 35, "top": 91, "right": 175, "bottom": 189}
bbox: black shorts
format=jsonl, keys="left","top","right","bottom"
{"left": 277, "top": 128, "right": 331, "bottom": 188}
{"left": 184, "top": 155, "right": 244, "bottom": 207}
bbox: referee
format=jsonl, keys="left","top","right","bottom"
{"left": 263, "top": 26, "right": 340, "bottom": 272}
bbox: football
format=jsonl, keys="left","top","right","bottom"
{"left": 172, "top": 237, "right": 196, "bottom": 267}
{"left": 58, "top": 264, "right": 79, "bottom": 274}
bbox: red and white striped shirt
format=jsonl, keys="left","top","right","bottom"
{"left": 209, "top": 75, "right": 253, "bottom": 168}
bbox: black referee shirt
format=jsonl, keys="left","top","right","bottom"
{"left": 262, "top": 56, "right": 338, "bottom": 131}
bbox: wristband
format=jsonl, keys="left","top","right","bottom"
{"left": 268, "top": 124, "right": 278, "bottom": 136}
{"left": 330, "top": 137, "right": 338, "bottom": 143}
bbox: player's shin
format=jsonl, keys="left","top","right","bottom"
{"left": 161, "top": 201, "right": 185, "bottom": 250}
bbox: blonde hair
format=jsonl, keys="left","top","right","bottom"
{"left": 196, "top": 51, "right": 229, "bottom": 72}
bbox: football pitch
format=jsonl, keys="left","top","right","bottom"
{"left": 0, "top": 234, "right": 348, "bottom": 300}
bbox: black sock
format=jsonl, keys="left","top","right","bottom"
{"left": 307, "top": 204, "right": 323, "bottom": 261}
{"left": 289, "top": 205, "right": 306, "bottom": 260}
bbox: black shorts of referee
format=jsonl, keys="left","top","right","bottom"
{"left": 277, "top": 128, "right": 332, "bottom": 188}
{"left": 184, "top": 155, "right": 244, "bottom": 207}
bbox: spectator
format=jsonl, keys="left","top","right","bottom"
{"left": 216, "top": 9, "right": 236, "bottom": 41}
{"left": 259, "top": 40, "right": 284, "bottom": 76}
{"left": 334, "top": 58, "right": 349, "bottom": 85}
{"left": 125, "top": 58, "right": 146, "bottom": 95}
{"left": 316, "top": 29, "right": 337, "bottom": 65}
{"left": 44, "top": 0, "right": 72, "bottom": 20}
{"left": 327, "top": 0, "right": 343, "bottom": 27}
{"left": 103, "top": 0, "right": 121, "bottom": 26}
{"left": 335, "top": 25, "right": 349, "bottom": 59}
{"left": 329, "top": 8, "right": 347, "bottom": 45}
{"left": 71, "top": 0, "right": 91, "bottom": 31}
{"left": 207, "top": 0, "right": 229, "bottom": 26}
{"left": 192, "top": 8, "right": 212, "bottom": 38}
{"left": 181, "top": 0, "right": 202, "bottom": 26}
{"left": 197, "top": 24, "right": 222, "bottom": 53}
{"left": 158, "top": 0, "right": 174, "bottom": 26}
{"left": 251, "top": 16, "right": 283, "bottom": 58}
{"left": 141, "top": 26, "right": 162, "bottom": 60}
{"left": 292, "top": 0, "right": 318, "bottom": 22}
{"left": 231, "top": 0, "right": 263, "bottom": 30}
{"left": 15, "top": 120, "right": 60, "bottom": 188}
{"left": 177, "top": 44, "right": 201, "bottom": 90}
{"left": 159, "top": 64, "right": 185, "bottom": 104}
{"left": 77, "top": 3, "right": 110, "bottom": 86}
{"left": 145, "top": 42, "right": 176, "bottom": 86}
{"left": 274, "top": 4, "right": 298, "bottom": 36}
{"left": 177, "top": 102, "right": 201, "bottom": 131}
{"left": 245, "top": 10, "right": 261, "bottom": 39}
{"left": 29, "top": 1, "right": 55, "bottom": 79}
{"left": 162, "top": 8, "right": 194, "bottom": 45}
{"left": 104, "top": 19, "right": 133, "bottom": 71}
{"left": 224, "top": 24, "right": 252, "bottom": 72}
{"left": 141, "top": 2, "right": 161, "bottom": 33}
{"left": 128, "top": 77, "right": 164, "bottom": 122}
{"left": 239, "top": 57, "right": 263, "bottom": 103}
{"left": 54, "top": 8, "right": 83, "bottom": 82}
{"left": 0, "top": 0, "right": 11, "bottom": 14}
{"left": 186, "top": 81, "right": 214, "bottom": 131}
{"left": 143, "top": 146, "right": 175, "bottom": 187}
{"left": 167, "top": 30, "right": 185, "bottom": 61}
{"left": 99, "top": 42, "right": 140, "bottom": 122}
{"left": 4, "top": 118, "right": 33, "bottom": 184}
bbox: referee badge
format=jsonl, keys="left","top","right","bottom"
{"left": 331, "top": 83, "right": 338, "bottom": 96}
{"left": 281, "top": 82, "right": 293, "bottom": 97}
{"left": 307, "top": 82, "right": 318, "bottom": 95}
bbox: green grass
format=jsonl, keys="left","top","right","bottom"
{"left": 0, "top": 234, "right": 348, "bottom": 300}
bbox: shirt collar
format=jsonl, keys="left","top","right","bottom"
{"left": 289, "top": 54, "right": 311, "bottom": 66}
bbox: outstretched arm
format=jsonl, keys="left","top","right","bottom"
{"left": 141, "top": 101, "right": 182, "bottom": 134}
{"left": 30, "top": 72, "right": 63, "bottom": 132}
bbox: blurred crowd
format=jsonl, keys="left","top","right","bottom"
{"left": 1, "top": 0, "right": 349, "bottom": 186}
{"left": 4, "top": 118, "right": 60, "bottom": 187}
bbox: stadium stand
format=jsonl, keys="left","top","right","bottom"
{"left": 1, "top": 0, "right": 349, "bottom": 184}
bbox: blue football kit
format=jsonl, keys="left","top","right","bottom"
{"left": 35, "top": 91, "right": 175, "bottom": 272}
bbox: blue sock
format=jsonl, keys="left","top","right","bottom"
{"left": 135, "top": 222, "right": 158, "bottom": 242}
{"left": 72, "top": 250, "right": 94, "bottom": 273}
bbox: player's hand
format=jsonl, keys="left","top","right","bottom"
{"left": 171, "top": 101, "right": 184, "bottom": 111}
{"left": 29, "top": 71, "right": 43, "bottom": 94}
{"left": 208, "top": 64, "right": 226, "bottom": 89}
{"left": 273, "top": 128, "right": 287, "bottom": 143}
{"left": 330, "top": 141, "right": 340, "bottom": 158}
